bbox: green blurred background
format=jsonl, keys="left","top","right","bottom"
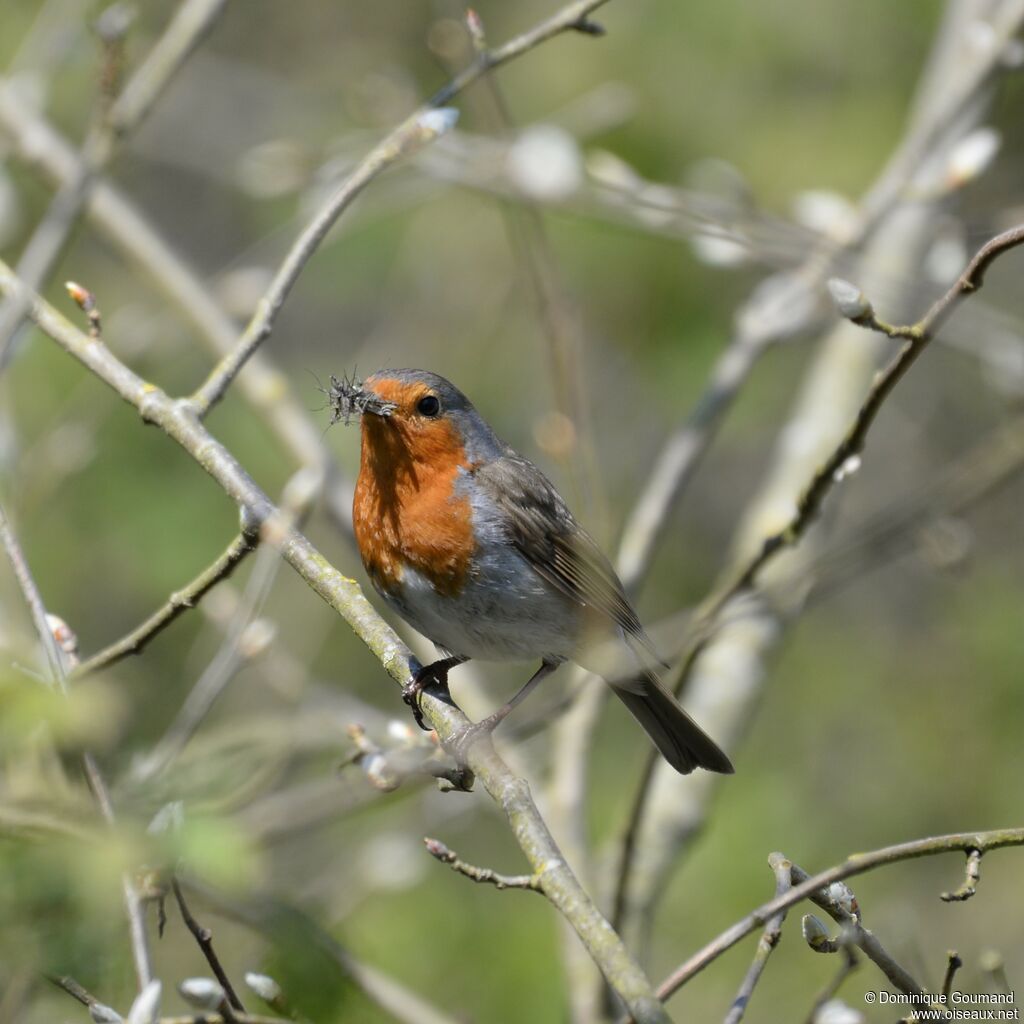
{"left": 1, "top": 1, "right": 1023, "bottom": 1021}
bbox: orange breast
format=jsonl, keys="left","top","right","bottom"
{"left": 353, "top": 412, "right": 476, "bottom": 598}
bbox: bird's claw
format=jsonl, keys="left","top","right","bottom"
{"left": 402, "top": 662, "right": 454, "bottom": 732}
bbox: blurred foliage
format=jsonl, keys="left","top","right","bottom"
{"left": 1, "top": 1, "right": 1023, "bottom": 1022}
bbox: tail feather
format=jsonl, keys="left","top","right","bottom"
{"left": 612, "top": 671, "right": 734, "bottom": 775}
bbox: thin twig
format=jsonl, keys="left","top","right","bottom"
{"left": 0, "top": 0, "right": 228, "bottom": 369}
{"left": 189, "top": 0, "right": 611, "bottom": 418}
{"left": 185, "top": 878, "right": 467, "bottom": 1024}
{"left": 0, "top": 86, "right": 348, "bottom": 538}
{"left": 696, "top": 223, "right": 1024, "bottom": 638}
{"left": 940, "top": 848, "right": 982, "bottom": 902}
{"left": 134, "top": 474, "right": 315, "bottom": 781}
{"left": 77, "top": 531, "right": 257, "bottom": 675}
{"left": 653, "top": 828, "right": 1024, "bottom": 1005}
{"left": 0, "top": 258, "right": 669, "bottom": 1024}
{"left": 47, "top": 974, "right": 100, "bottom": 1007}
{"left": 941, "top": 951, "right": 963, "bottom": 1001}
{"left": 789, "top": 862, "right": 936, "bottom": 1015}
{"left": 171, "top": 877, "right": 246, "bottom": 1015}
{"left": 424, "top": 837, "right": 543, "bottom": 892}
{"left": 722, "top": 853, "right": 792, "bottom": 1024}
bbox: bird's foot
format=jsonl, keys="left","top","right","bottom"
{"left": 446, "top": 706, "right": 510, "bottom": 766}
{"left": 402, "top": 660, "right": 457, "bottom": 731}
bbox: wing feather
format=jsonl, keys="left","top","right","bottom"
{"left": 473, "top": 454, "right": 655, "bottom": 654}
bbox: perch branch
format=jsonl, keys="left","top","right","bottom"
{"left": 0, "top": 258, "right": 669, "bottom": 1024}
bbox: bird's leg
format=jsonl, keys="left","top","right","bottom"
{"left": 402, "top": 655, "right": 467, "bottom": 731}
{"left": 450, "top": 660, "right": 558, "bottom": 763}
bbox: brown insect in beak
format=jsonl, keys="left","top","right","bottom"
{"left": 327, "top": 373, "right": 397, "bottom": 425}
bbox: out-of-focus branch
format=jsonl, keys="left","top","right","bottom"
{"left": 189, "top": 0, "right": 612, "bottom": 417}
{"left": 76, "top": 530, "right": 257, "bottom": 676}
{"left": 610, "top": 0, "right": 1023, "bottom": 954}
{"left": 698, "top": 222, "right": 1024, "bottom": 627}
{"left": 134, "top": 469, "right": 319, "bottom": 781}
{"left": 0, "top": 504, "right": 154, "bottom": 991}
{"left": 188, "top": 108, "right": 459, "bottom": 415}
{"left": 171, "top": 878, "right": 246, "bottom": 1014}
{"left": 188, "top": 878, "right": 488, "bottom": 1024}
{"left": 0, "top": 0, "right": 228, "bottom": 367}
{"left": 0, "top": 260, "right": 669, "bottom": 1024}
{"left": 653, "top": 827, "right": 1024, "bottom": 1006}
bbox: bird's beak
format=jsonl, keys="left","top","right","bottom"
{"left": 327, "top": 374, "right": 396, "bottom": 424}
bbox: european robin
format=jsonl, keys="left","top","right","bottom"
{"left": 333, "top": 369, "right": 733, "bottom": 775}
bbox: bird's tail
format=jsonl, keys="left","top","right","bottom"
{"left": 612, "top": 670, "right": 734, "bottom": 775}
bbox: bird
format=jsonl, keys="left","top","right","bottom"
{"left": 334, "top": 368, "right": 733, "bottom": 775}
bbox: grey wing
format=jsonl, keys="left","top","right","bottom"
{"left": 473, "top": 454, "right": 658, "bottom": 657}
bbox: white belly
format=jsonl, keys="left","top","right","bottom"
{"left": 379, "top": 547, "right": 580, "bottom": 662}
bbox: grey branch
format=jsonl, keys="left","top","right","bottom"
{"left": 424, "top": 837, "right": 543, "bottom": 892}
{"left": 0, "top": 0, "right": 228, "bottom": 368}
{"left": 189, "top": 0, "right": 611, "bottom": 418}
{"left": 0, "top": 505, "right": 154, "bottom": 991}
{"left": 940, "top": 848, "right": 982, "bottom": 902}
{"left": 77, "top": 530, "right": 257, "bottom": 676}
{"left": 0, "top": 259, "right": 669, "bottom": 1024}
{"left": 653, "top": 827, "right": 1024, "bottom": 1005}
{"left": 722, "top": 853, "right": 793, "bottom": 1024}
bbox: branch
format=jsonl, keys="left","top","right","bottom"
{"left": 0, "top": 259, "right": 669, "bottom": 1024}
{"left": 0, "top": 86, "right": 351, "bottom": 539}
{"left": 653, "top": 827, "right": 1024, "bottom": 1004}
{"left": 0, "top": 0, "right": 228, "bottom": 368}
{"left": 722, "top": 853, "right": 792, "bottom": 1024}
{"left": 940, "top": 848, "right": 982, "bottom": 902}
{"left": 189, "top": 0, "right": 611, "bottom": 417}
{"left": 0, "top": 504, "right": 154, "bottom": 990}
{"left": 171, "top": 878, "right": 245, "bottom": 1015}
{"left": 789, "top": 863, "right": 934, "bottom": 1014}
{"left": 698, "top": 222, "right": 1024, "bottom": 634}
{"left": 76, "top": 530, "right": 257, "bottom": 675}
{"left": 424, "top": 837, "right": 543, "bottom": 893}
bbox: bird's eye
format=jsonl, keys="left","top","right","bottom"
{"left": 417, "top": 395, "right": 441, "bottom": 417}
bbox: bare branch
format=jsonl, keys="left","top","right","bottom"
{"left": 424, "top": 837, "right": 543, "bottom": 893}
{"left": 0, "top": 504, "right": 154, "bottom": 990}
{"left": 76, "top": 531, "right": 257, "bottom": 676}
{"left": 0, "top": 0, "right": 228, "bottom": 368}
{"left": 653, "top": 827, "right": 1024, "bottom": 1005}
{"left": 941, "top": 951, "right": 963, "bottom": 1002}
{"left": 940, "top": 848, "right": 982, "bottom": 902}
{"left": 722, "top": 853, "right": 793, "bottom": 1024}
{"left": 0, "top": 258, "right": 669, "bottom": 1024}
{"left": 697, "top": 222, "right": 1024, "bottom": 633}
{"left": 171, "top": 878, "right": 245, "bottom": 1016}
{"left": 189, "top": 0, "right": 611, "bottom": 417}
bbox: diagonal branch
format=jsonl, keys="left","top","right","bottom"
{"left": 0, "top": 258, "right": 669, "bottom": 1024}
{"left": 0, "top": 504, "right": 154, "bottom": 991}
{"left": 0, "top": 0, "right": 228, "bottom": 369}
{"left": 189, "top": 0, "right": 612, "bottom": 417}
{"left": 653, "top": 827, "right": 1024, "bottom": 1006}
{"left": 76, "top": 530, "right": 257, "bottom": 676}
